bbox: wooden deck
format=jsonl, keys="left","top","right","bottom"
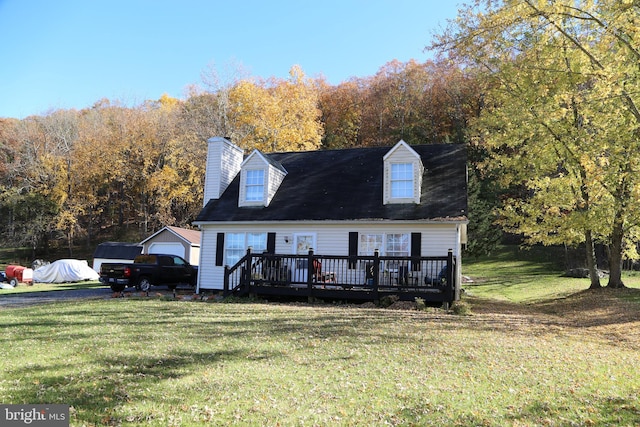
{"left": 223, "top": 249, "right": 458, "bottom": 305}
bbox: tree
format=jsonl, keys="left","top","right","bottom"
{"left": 1, "top": 114, "right": 67, "bottom": 255}
{"left": 37, "top": 109, "right": 83, "bottom": 256}
{"left": 229, "top": 65, "right": 323, "bottom": 152}
{"left": 354, "top": 59, "right": 481, "bottom": 146}
{"left": 318, "top": 78, "right": 364, "bottom": 149}
{"left": 432, "top": 0, "right": 640, "bottom": 288}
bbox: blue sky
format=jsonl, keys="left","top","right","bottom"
{"left": 0, "top": 1, "right": 462, "bottom": 119}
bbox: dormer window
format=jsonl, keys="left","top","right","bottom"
{"left": 390, "top": 163, "right": 414, "bottom": 198}
{"left": 245, "top": 169, "right": 265, "bottom": 202}
{"left": 239, "top": 149, "right": 287, "bottom": 208}
{"left": 383, "top": 140, "right": 424, "bottom": 205}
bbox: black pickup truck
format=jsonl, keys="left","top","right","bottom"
{"left": 99, "top": 254, "right": 198, "bottom": 292}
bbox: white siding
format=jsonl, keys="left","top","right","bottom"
{"left": 266, "top": 166, "right": 286, "bottom": 206}
{"left": 196, "top": 221, "right": 461, "bottom": 291}
{"left": 189, "top": 246, "right": 201, "bottom": 266}
{"left": 203, "top": 137, "right": 243, "bottom": 204}
{"left": 197, "top": 226, "right": 224, "bottom": 291}
{"left": 240, "top": 152, "right": 266, "bottom": 171}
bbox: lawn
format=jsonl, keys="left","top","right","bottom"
{"left": 462, "top": 244, "right": 640, "bottom": 302}
{"left": 0, "top": 280, "right": 103, "bottom": 294}
{"left": 1, "top": 245, "right": 639, "bottom": 426}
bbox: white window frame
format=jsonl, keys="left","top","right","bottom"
{"left": 390, "top": 163, "right": 414, "bottom": 199}
{"left": 245, "top": 169, "right": 265, "bottom": 202}
{"left": 359, "top": 234, "right": 383, "bottom": 256}
{"left": 357, "top": 233, "right": 410, "bottom": 270}
{"left": 358, "top": 233, "right": 410, "bottom": 257}
{"left": 384, "top": 233, "right": 410, "bottom": 272}
{"left": 385, "top": 233, "right": 410, "bottom": 257}
{"left": 225, "top": 232, "right": 267, "bottom": 266}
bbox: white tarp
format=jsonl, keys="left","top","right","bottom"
{"left": 33, "top": 259, "right": 100, "bottom": 283}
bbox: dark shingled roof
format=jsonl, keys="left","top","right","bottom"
{"left": 195, "top": 143, "right": 467, "bottom": 222}
{"left": 93, "top": 242, "right": 143, "bottom": 259}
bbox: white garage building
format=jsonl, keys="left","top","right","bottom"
{"left": 139, "top": 226, "right": 201, "bottom": 265}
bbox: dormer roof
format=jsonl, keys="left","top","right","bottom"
{"left": 195, "top": 143, "right": 467, "bottom": 223}
{"left": 241, "top": 150, "right": 288, "bottom": 174}
{"left": 383, "top": 139, "right": 421, "bottom": 161}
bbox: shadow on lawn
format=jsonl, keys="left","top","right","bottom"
{"left": 465, "top": 287, "right": 640, "bottom": 341}
{"left": 6, "top": 348, "right": 248, "bottom": 425}
{"left": 507, "top": 395, "right": 640, "bottom": 426}
{"left": 386, "top": 380, "right": 640, "bottom": 425}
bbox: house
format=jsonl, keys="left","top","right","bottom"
{"left": 194, "top": 137, "right": 467, "bottom": 302}
{"left": 92, "top": 242, "right": 143, "bottom": 272}
{"left": 139, "top": 225, "right": 201, "bottom": 265}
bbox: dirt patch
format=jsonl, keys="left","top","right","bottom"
{"left": 387, "top": 300, "right": 418, "bottom": 310}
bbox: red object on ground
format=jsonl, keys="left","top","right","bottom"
{"left": 5, "top": 265, "right": 34, "bottom": 284}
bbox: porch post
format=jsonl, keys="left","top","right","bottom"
{"left": 223, "top": 265, "right": 230, "bottom": 296}
{"left": 245, "top": 247, "right": 253, "bottom": 297}
{"left": 445, "top": 249, "right": 455, "bottom": 306}
{"left": 307, "top": 249, "right": 315, "bottom": 302}
{"left": 373, "top": 249, "right": 380, "bottom": 303}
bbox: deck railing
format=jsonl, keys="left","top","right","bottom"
{"left": 223, "top": 248, "right": 457, "bottom": 304}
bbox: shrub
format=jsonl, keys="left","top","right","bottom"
{"left": 451, "top": 300, "right": 471, "bottom": 316}
{"left": 379, "top": 294, "right": 399, "bottom": 308}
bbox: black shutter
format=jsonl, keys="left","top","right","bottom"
{"left": 215, "top": 233, "right": 225, "bottom": 266}
{"left": 267, "top": 232, "right": 276, "bottom": 254}
{"left": 348, "top": 232, "right": 358, "bottom": 269}
{"left": 411, "top": 232, "right": 421, "bottom": 271}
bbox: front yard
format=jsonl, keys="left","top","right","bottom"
{"left": 1, "top": 286, "right": 639, "bottom": 426}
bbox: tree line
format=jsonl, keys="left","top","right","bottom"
{"left": 0, "top": 61, "right": 483, "bottom": 257}
{"left": 4, "top": 0, "right": 634, "bottom": 291}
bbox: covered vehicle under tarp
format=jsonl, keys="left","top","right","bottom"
{"left": 33, "top": 259, "right": 100, "bottom": 283}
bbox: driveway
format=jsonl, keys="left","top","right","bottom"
{"left": 0, "top": 287, "right": 114, "bottom": 307}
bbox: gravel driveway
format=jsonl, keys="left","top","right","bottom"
{"left": 0, "top": 287, "right": 114, "bottom": 307}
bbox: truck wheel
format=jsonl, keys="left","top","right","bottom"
{"left": 9, "top": 278, "right": 18, "bottom": 287}
{"left": 138, "top": 277, "right": 151, "bottom": 292}
{"left": 110, "top": 284, "right": 125, "bottom": 292}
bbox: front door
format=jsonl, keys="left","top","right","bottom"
{"left": 292, "top": 233, "right": 316, "bottom": 282}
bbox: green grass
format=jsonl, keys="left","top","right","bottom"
{"left": 1, "top": 244, "right": 639, "bottom": 426}
{"left": 462, "top": 245, "right": 640, "bottom": 302}
{"left": 1, "top": 298, "right": 639, "bottom": 426}
{"left": 1, "top": 281, "right": 103, "bottom": 294}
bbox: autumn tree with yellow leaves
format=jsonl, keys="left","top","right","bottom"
{"left": 433, "top": 0, "right": 640, "bottom": 288}
{"left": 229, "top": 65, "right": 322, "bottom": 152}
